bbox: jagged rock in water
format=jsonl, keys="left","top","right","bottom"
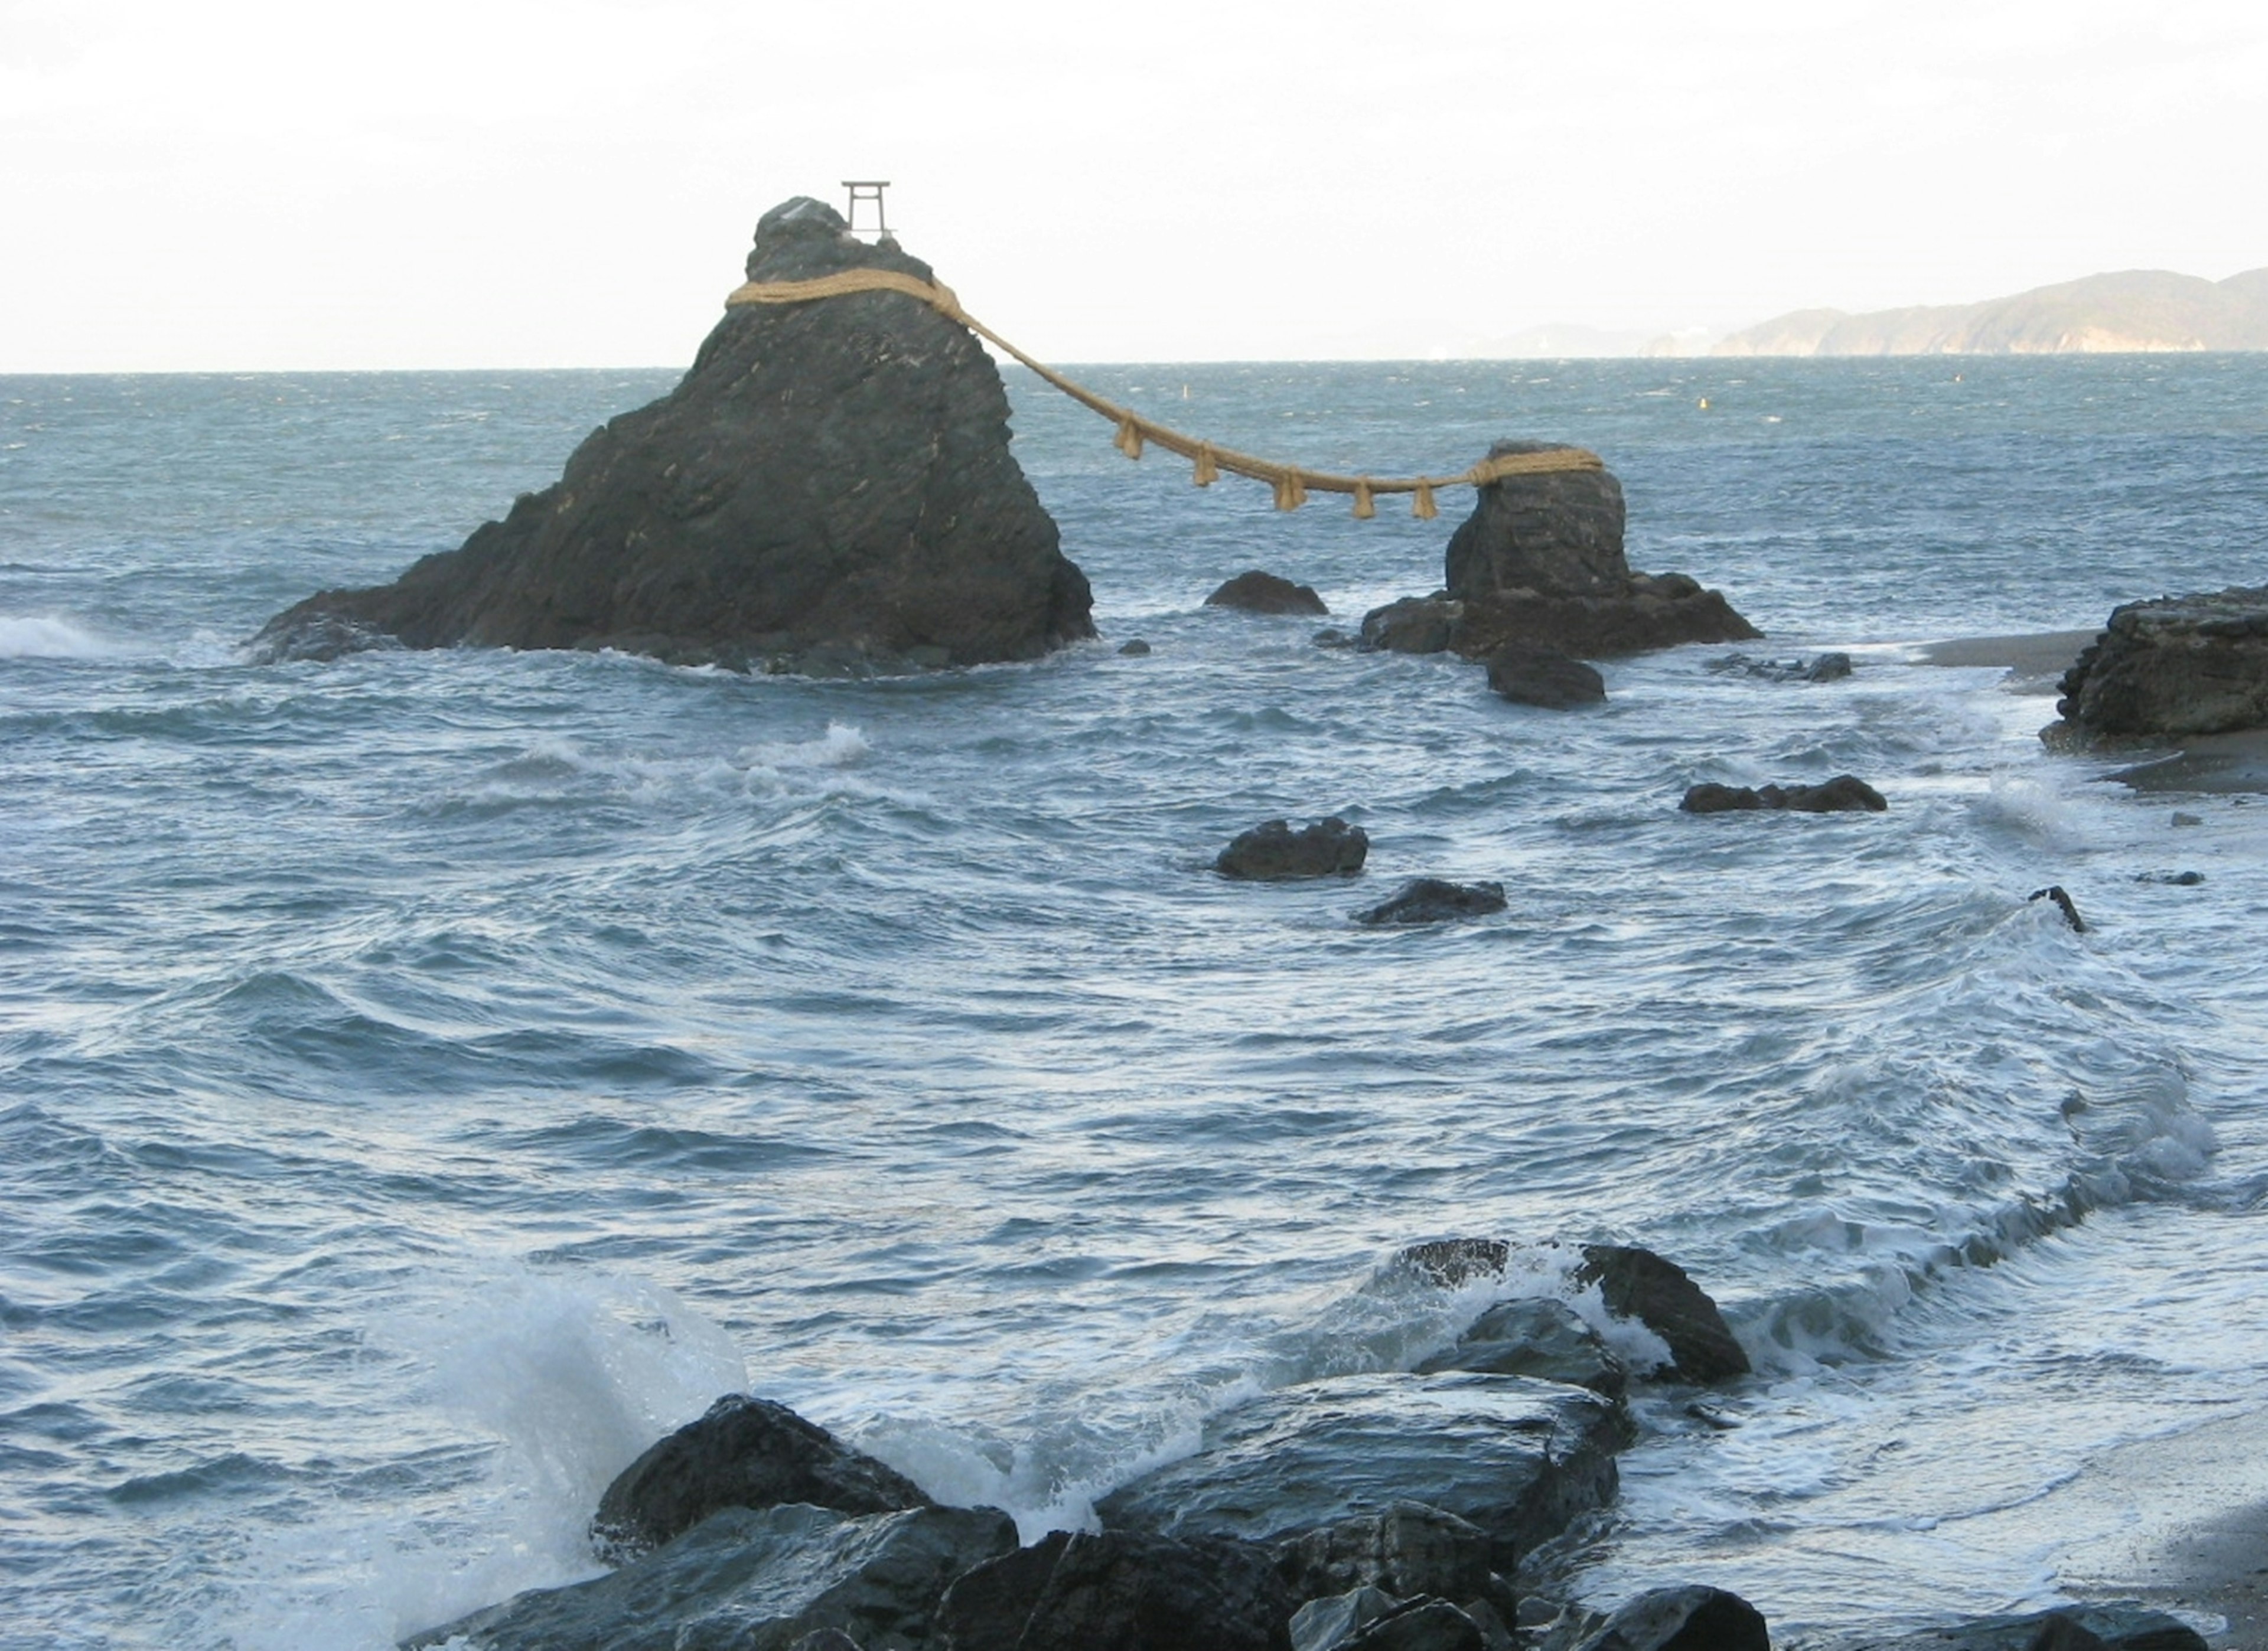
{"left": 1354, "top": 879, "right": 1507, "bottom": 926}
{"left": 1573, "top": 1245, "right": 1750, "bottom": 1383}
{"left": 936, "top": 1528, "right": 1295, "bottom": 1651}
{"left": 1358, "top": 445, "right": 1757, "bottom": 663}
{"left": 1093, "top": 1372, "right": 1625, "bottom": 1577}
{"left": 408, "top": 1502, "right": 1016, "bottom": 1651}
{"left": 1837, "top": 1603, "right": 2207, "bottom": 1651}
{"left": 1679, "top": 777, "right": 1887, "bottom": 815}
{"left": 253, "top": 197, "right": 1093, "bottom": 673}
{"left": 2052, "top": 585, "right": 2268, "bottom": 738}
{"left": 1413, "top": 1298, "right": 1629, "bottom": 1399}
{"left": 1709, "top": 651, "right": 1853, "bottom": 683}
{"left": 1484, "top": 644, "right": 1605, "bottom": 709}
{"left": 591, "top": 1394, "right": 931, "bottom": 1561}
{"left": 1208, "top": 569, "right": 1331, "bottom": 616}
{"left": 1568, "top": 1585, "right": 1770, "bottom": 1651}
{"left": 1217, "top": 817, "right": 1370, "bottom": 880}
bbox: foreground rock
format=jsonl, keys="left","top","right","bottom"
{"left": 1834, "top": 1602, "right": 2207, "bottom": 1651}
{"left": 1485, "top": 644, "right": 1606, "bottom": 709}
{"left": 938, "top": 1529, "right": 1295, "bottom": 1651}
{"left": 1547, "top": 1584, "right": 1771, "bottom": 1651}
{"left": 1094, "top": 1371, "right": 1625, "bottom": 1577}
{"left": 2053, "top": 586, "right": 2268, "bottom": 739}
{"left": 256, "top": 197, "right": 1093, "bottom": 672}
{"left": 1680, "top": 777, "right": 1886, "bottom": 814}
{"left": 1359, "top": 443, "right": 1758, "bottom": 663}
{"left": 592, "top": 1393, "right": 931, "bottom": 1560}
{"left": 411, "top": 1503, "right": 1016, "bottom": 1650}
{"left": 1218, "top": 818, "right": 1370, "bottom": 880}
{"left": 1414, "top": 1298, "right": 1628, "bottom": 1398}
{"left": 1355, "top": 880, "right": 1507, "bottom": 925}
{"left": 1209, "top": 570, "right": 1331, "bottom": 616}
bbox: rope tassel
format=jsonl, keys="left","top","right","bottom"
{"left": 1115, "top": 417, "right": 1145, "bottom": 461}
{"left": 1412, "top": 482, "right": 1438, "bottom": 521}
{"left": 1272, "top": 472, "right": 1306, "bottom": 511}
{"left": 1352, "top": 480, "right": 1376, "bottom": 520}
{"left": 1193, "top": 445, "right": 1218, "bottom": 487}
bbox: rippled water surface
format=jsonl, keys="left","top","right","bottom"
{"left": 4, "top": 355, "right": 2267, "bottom": 1649}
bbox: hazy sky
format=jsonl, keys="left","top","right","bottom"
{"left": 6, "top": 0, "right": 2266, "bottom": 370}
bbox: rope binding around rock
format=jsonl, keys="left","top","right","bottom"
{"left": 724, "top": 269, "right": 1604, "bottom": 520}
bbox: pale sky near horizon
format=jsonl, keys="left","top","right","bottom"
{"left": 5, "top": 0, "right": 2266, "bottom": 371}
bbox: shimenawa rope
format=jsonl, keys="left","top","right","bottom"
{"left": 724, "top": 270, "right": 1603, "bottom": 520}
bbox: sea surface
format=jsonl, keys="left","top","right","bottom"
{"left": 3, "top": 353, "right": 2266, "bottom": 1650}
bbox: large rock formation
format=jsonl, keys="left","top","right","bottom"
{"left": 1361, "top": 443, "right": 1757, "bottom": 663}
{"left": 2052, "top": 585, "right": 2268, "bottom": 739}
{"left": 255, "top": 197, "right": 1093, "bottom": 672}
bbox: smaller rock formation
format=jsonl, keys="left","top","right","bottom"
{"left": 1414, "top": 1298, "right": 1629, "bottom": 1399}
{"left": 937, "top": 1529, "right": 1295, "bottom": 1651}
{"left": 2029, "top": 886, "right": 2087, "bottom": 932}
{"left": 1354, "top": 880, "right": 1507, "bottom": 925}
{"left": 2053, "top": 585, "right": 2268, "bottom": 739}
{"left": 1710, "top": 651, "right": 1853, "bottom": 683}
{"left": 1573, "top": 1245, "right": 1750, "bottom": 1383}
{"left": 1680, "top": 777, "right": 1886, "bottom": 814}
{"left": 1217, "top": 818, "right": 1370, "bottom": 880}
{"left": 1359, "top": 443, "right": 1758, "bottom": 664}
{"left": 1485, "top": 644, "right": 1605, "bottom": 709}
{"left": 1848, "top": 1602, "right": 2207, "bottom": 1651}
{"left": 591, "top": 1393, "right": 931, "bottom": 1561}
{"left": 1208, "top": 570, "right": 1330, "bottom": 616}
{"left": 1119, "top": 638, "right": 1153, "bottom": 656}
{"left": 1567, "top": 1585, "right": 1770, "bottom": 1651}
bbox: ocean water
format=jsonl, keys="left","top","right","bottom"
{"left": 3, "top": 353, "right": 2266, "bottom": 1650}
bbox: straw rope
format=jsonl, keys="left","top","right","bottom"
{"left": 725, "top": 270, "right": 1604, "bottom": 520}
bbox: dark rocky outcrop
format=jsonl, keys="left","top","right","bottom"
{"left": 1354, "top": 880, "right": 1507, "bottom": 925}
{"left": 936, "top": 1528, "right": 1295, "bottom": 1651}
{"left": 1218, "top": 818, "right": 1370, "bottom": 880}
{"left": 1094, "top": 1372, "right": 1625, "bottom": 1577}
{"left": 591, "top": 1394, "right": 931, "bottom": 1561}
{"left": 1834, "top": 1602, "right": 2207, "bottom": 1651}
{"left": 1485, "top": 644, "right": 1606, "bottom": 709}
{"left": 1680, "top": 777, "right": 1887, "bottom": 814}
{"left": 1357, "top": 444, "right": 1757, "bottom": 664}
{"left": 1568, "top": 1585, "right": 1770, "bottom": 1651}
{"left": 1210, "top": 570, "right": 1331, "bottom": 616}
{"left": 2052, "top": 586, "right": 2268, "bottom": 739}
{"left": 1414, "top": 1298, "right": 1628, "bottom": 1399}
{"left": 1573, "top": 1245, "right": 1750, "bottom": 1384}
{"left": 1710, "top": 651, "right": 1853, "bottom": 683}
{"left": 1274, "top": 1503, "right": 1503, "bottom": 1616}
{"left": 410, "top": 1502, "right": 1016, "bottom": 1651}
{"left": 256, "top": 197, "right": 1093, "bottom": 673}
{"left": 2029, "top": 886, "right": 2087, "bottom": 933}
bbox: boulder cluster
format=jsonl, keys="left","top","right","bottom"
{"left": 405, "top": 1244, "right": 2199, "bottom": 1651}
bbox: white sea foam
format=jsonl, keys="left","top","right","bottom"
{"left": 0, "top": 612, "right": 119, "bottom": 659}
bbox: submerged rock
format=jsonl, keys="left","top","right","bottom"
{"left": 1217, "top": 817, "right": 1371, "bottom": 880}
{"left": 591, "top": 1393, "right": 931, "bottom": 1561}
{"left": 1484, "top": 644, "right": 1606, "bottom": 709}
{"left": 1209, "top": 570, "right": 1331, "bottom": 616}
{"left": 1354, "top": 879, "right": 1507, "bottom": 925}
{"left": 2054, "top": 585, "right": 2268, "bottom": 738}
{"left": 410, "top": 1502, "right": 1016, "bottom": 1651}
{"left": 1680, "top": 776, "right": 1886, "bottom": 814}
{"left": 1094, "top": 1371, "right": 1625, "bottom": 1575}
{"left": 937, "top": 1528, "right": 1294, "bottom": 1651}
{"left": 255, "top": 196, "right": 1093, "bottom": 672}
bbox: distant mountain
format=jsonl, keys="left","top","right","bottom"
{"left": 1715, "top": 268, "right": 2268, "bottom": 356}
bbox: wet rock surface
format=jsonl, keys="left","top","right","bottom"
{"left": 1217, "top": 817, "right": 1370, "bottom": 880}
{"left": 937, "top": 1528, "right": 1295, "bottom": 1651}
{"left": 1711, "top": 650, "right": 1854, "bottom": 683}
{"left": 255, "top": 196, "right": 1093, "bottom": 673}
{"left": 2054, "top": 586, "right": 2268, "bottom": 739}
{"left": 1830, "top": 1603, "right": 2208, "bottom": 1651}
{"left": 1680, "top": 776, "right": 1888, "bottom": 814}
{"left": 1573, "top": 1245, "right": 1751, "bottom": 1384}
{"left": 1354, "top": 879, "right": 1508, "bottom": 925}
{"left": 1414, "top": 1298, "right": 1629, "bottom": 1399}
{"left": 1209, "top": 569, "right": 1331, "bottom": 616}
{"left": 1484, "top": 644, "right": 1606, "bottom": 709}
{"left": 591, "top": 1393, "right": 932, "bottom": 1560}
{"left": 1562, "top": 1585, "right": 1770, "bottom": 1651}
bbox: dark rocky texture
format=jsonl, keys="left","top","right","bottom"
{"left": 2053, "top": 586, "right": 2268, "bottom": 739}
{"left": 410, "top": 1502, "right": 1016, "bottom": 1651}
{"left": 1834, "top": 1603, "right": 2207, "bottom": 1651}
{"left": 1093, "top": 1372, "right": 1625, "bottom": 1577}
{"left": 1565, "top": 1585, "right": 1770, "bottom": 1651}
{"left": 936, "top": 1528, "right": 1295, "bottom": 1651}
{"left": 1680, "top": 777, "right": 1887, "bottom": 814}
{"left": 1484, "top": 644, "right": 1606, "bottom": 709}
{"left": 591, "top": 1394, "right": 931, "bottom": 1561}
{"left": 1209, "top": 570, "right": 1331, "bottom": 616}
{"left": 1273, "top": 1503, "right": 1503, "bottom": 1616}
{"left": 2029, "top": 886, "right": 2088, "bottom": 933}
{"left": 256, "top": 197, "right": 1093, "bottom": 673}
{"left": 1356, "top": 445, "right": 1756, "bottom": 664}
{"left": 1710, "top": 651, "right": 1853, "bottom": 683}
{"left": 1573, "top": 1245, "right": 1751, "bottom": 1384}
{"left": 1413, "top": 1298, "right": 1628, "bottom": 1399}
{"left": 1354, "top": 880, "right": 1507, "bottom": 926}
{"left": 1217, "top": 817, "right": 1370, "bottom": 880}
{"left": 1118, "top": 638, "right": 1152, "bottom": 656}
